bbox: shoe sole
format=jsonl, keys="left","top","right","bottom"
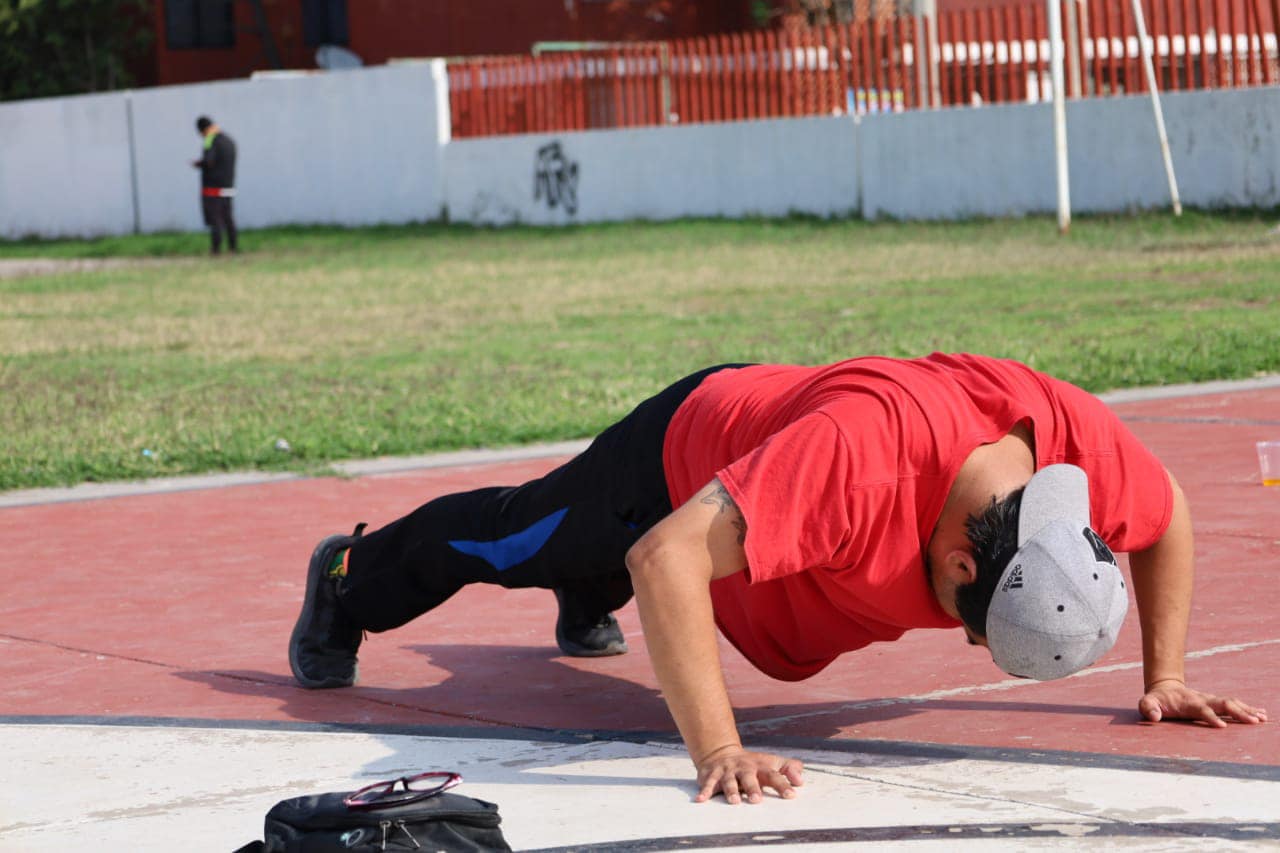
{"left": 288, "top": 533, "right": 359, "bottom": 689}
{"left": 553, "top": 589, "right": 629, "bottom": 657}
{"left": 555, "top": 633, "right": 629, "bottom": 657}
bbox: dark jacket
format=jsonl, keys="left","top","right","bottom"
{"left": 200, "top": 132, "right": 237, "bottom": 190}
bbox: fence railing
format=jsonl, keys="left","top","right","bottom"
{"left": 447, "top": 0, "right": 1280, "bottom": 138}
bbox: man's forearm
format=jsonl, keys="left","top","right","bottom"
{"left": 624, "top": 478, "right": 805, "bottom": 802}
{"left": 1128, "top": 472, "right": 1267, "bottom": 727}
{"left": 1128, "top": 472, "right": 1194, "bottom": 689}
{"left": 627, "top": 539, "right": 741, "bottom": 763}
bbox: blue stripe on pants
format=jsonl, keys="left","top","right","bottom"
{"left": 447, "top": 507, "right": 570, "bottom": 572}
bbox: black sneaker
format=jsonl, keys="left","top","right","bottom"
{"left": 554, "top": 588, "right": 628, "bottom": 657}
{"left": 289, "top": 523, "right": 367, "bottom": 688}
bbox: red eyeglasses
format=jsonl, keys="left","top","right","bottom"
{"left": 343, "top": 771, "right": 463, "bottom": 810}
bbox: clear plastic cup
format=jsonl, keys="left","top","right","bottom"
{"left": 1258, "top": 441, "right": 1280, "bottom": 487}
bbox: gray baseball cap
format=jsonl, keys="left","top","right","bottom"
{"left": 986, "top": 464, "right": 1129, "bottom": 680}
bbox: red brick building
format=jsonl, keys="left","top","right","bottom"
{"left": 145, "top": 0, "right": 1254, "bottom": 90}
{"left": 140, "top": 0, "right": 762, "bottom": 87}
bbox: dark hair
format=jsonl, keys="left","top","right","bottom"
{"left": 196, "top": 116, "right": 213, "bottom": 132}
{"left": 955, "top": 487, "right": 1024, "bottom": 638}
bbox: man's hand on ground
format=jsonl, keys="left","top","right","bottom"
{"left": 1139, "top": 679, "right": 1269, "bottom": 726}
{"left": 694, "top": 745, "right": 804, "bottom": 804}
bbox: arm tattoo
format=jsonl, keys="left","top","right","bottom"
{"left": 701, "top": 484, "right": 748, "bottom": 545}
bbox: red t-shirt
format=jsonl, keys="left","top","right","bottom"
{"left": 661, "top": 353, "right": 1173, "bottom": 681}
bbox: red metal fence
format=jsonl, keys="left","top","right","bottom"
{"left": 448, "top": 0, "right": 1280, "bottom": 138}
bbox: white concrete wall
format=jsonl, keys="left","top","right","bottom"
{"left": 443, "top": 116, "right": 859, "bottom": 225}
{"left": 130, "top": 63, "right": 447, "bottom": 232}
{"left": 0, "top": 62, "right": 447, "bottom": 239}
{"left": 2, "top": 72, "right": 1279, "bottom": 238}
{"left": 0, "top": 92, "right": 137, "bottom": 239}
{"left": 1132, "top": 86, "right": 1280, "bottom": 210}
{"left": 859, "top": 102, "right": 1057, "bottom": 220}
{"left": 856, "top": 85, "right": 1280, "bottom": 220}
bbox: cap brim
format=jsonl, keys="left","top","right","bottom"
{"left": 1017, "top": 464, "right": 1090, "bottom": 547}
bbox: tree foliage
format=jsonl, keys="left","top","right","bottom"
{"left": 0, "top": 0, "right": 152, "bottom": 102}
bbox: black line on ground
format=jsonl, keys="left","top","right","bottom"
{"left": 521, "top": 821, "right": 1280, "bottom": 851}
{"left": 2, "top": 715, "right": 1277, "bottom": 781}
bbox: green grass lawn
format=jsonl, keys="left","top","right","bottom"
{"left": 2, "top": 211, "right": 1278, "bottom": 491}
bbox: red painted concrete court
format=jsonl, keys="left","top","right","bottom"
{"left": 2, "top": 382, "right": 1278, "bottom": 851}
{"left": 3, "top": 381, "right": 1277, "bottom": 763}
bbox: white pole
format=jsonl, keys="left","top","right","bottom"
{"left": 1130, "top": 0, "right": 1183, "bottom": 215}
{"left": 1048, "top": 0, "right": 1071, "bottom": 234}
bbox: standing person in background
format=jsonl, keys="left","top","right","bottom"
{"left": 192, "top": 116, "right": 238, "bottom": 255}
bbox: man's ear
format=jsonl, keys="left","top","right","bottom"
{"left": 940, "top": 549, "right": 979, "bottom": 586}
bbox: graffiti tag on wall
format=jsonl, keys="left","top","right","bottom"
{"left": 533, "top": 141, "right": 579, "bottom": 216}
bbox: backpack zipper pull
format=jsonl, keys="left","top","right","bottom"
{"left": 395, "top": 820, "right": 422, "bottom": 849}
{"left": 379, "top": 819, "right": 391, "bottom": 850}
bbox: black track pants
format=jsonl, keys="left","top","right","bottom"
{"left": 201, "top": 195, "right": 238, "bottom": 253}
{"left": 339, "top": 364, "right": 749, "bottom": 632}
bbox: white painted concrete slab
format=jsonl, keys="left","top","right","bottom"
{"left": 1, "top": 723, "right": 1276, "bottom": 851}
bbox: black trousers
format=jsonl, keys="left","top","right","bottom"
{"left": 339, "top": 364, "right": 749, "bottom": 632}
{"left": 201, "top": 195, "right": 238, "bottom": 253}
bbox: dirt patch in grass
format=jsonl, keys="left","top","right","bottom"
{"left": 0, "top": 257, "right": 191, "bottom": 280}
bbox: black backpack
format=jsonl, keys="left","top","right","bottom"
{"left": 235, "top": 790, "right": 511, "bottom": 852}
